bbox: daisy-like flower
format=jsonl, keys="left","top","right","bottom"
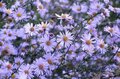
{"left": 24, "top": 23, "right": 38, "bottom": 36}
{"left": 71, "top": 4, "right": 81, "bottom": 13}
{"left": 81, "top": 33, "right": 95, "bottom": 55}
{"left": 43, "top": 53, "right": 60, "bottom": 70}
{"left": 36, "top": 22, "right": 52, "bottom": 33}
{"left": 35, "top": 0, "right": 48, "bottom": 17}
{"left": 19, "top": 64, "right": 33, "bottom": 79}
{"left": 0, "top": 43, "right": 17, "bottom": 56}
{"left": 41, "top": 22, "right": 50, "bottom": 30}
{"left": 96, "top": 39, "right": 108, "bottom": 54}
{"left": 81, "top": 33, "right": 95, "bottom": 46}
{"left": 104, "top": 26, "right": 120, "bottom": 36}
{"left": 55, "top": 13, "right": 73, "bottom": 20}
{"left": 13, "top": 8, "right": 27, "bottom": 21}
{"left": 0, "top": 2, "right": 6, "bottom": 12}
{"left": 40, "top": 34, "right": 56, "bottom": 52}
{"left": 0, "top": 29, "right": 16, "bottom": 41}
{"left": 57, "top": 31, "right": 73, "bottom": 47}
{"left": 71, "top": 4, "right": 88, "bottom": 13}
{"left": 1, "top": 61, "right": 13, "bottom": 76}
{"left": 90, "top": 2, "right": 104, "bottom": 11}
{"left": 32, "top": 58, "right": 49, "bottom": 76}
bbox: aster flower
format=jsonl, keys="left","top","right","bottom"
{"left": 96, "top": 39, "right": 108, "bottom": 54}
{"left": 57, "top": 31, "right": 73, "bottom": 47}
{"left": 81, "top": 33, "right": 95, "bottom": 46}
{"left": 71, "top": 4, "right": 81, "bottom": 13}
{"left": 32, "top": 58, "right": 49, "bottom": 76}
{"left": 35, "top": 0, "right": 48, "bottom": 17}
{"left": 90, "top": 2, "right": 104, "bottom": 11}
{"left": 19, "top": 64, "right": 33, "bottom": 79}
{"left": 71, "top": 4, "right": 88, "bottom": 13}
{"left": 81, "top": 33, "right": 95, "bottom": 55}
{"left": 36, "top": 22, "right": 52, "bottom": 33}
{"left": 24, "top": 23, "right": 38, "bottom": 36}
{"left": 55, "top": 13, "right": 73, "bottom": 20}
{"left": 0, "top": 0, "right": 119, "bottom": 78}
{"left": 0, "top": 2, "right": 6, "bottom": 12}
{"left": 13, "top": 8, "right": 27, "bottom": 21}
{"left": 0, "top": 29, "right": 16, "bottom": 41}
{"left": 44, "top": 53, "right": 60, "bottom": 70}
{"left": 104, "top": 26, "right": 120, "bottom": 36}
{"left": 0, "top": 43, "right": 17, "bottom": 56}
{"left": 40, "top": 34, "right": 56, "bottom": 52}
{"left": 1, "top": 61, "right": 13, "bottom": 76}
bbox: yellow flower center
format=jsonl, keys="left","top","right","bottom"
{"left": 87, "top": 20, "right": 92, "bottom": 24}
{"left": 0, "top": 2, "right": 3, "bottom": 7}
{"left": 17, "top": 13, "right": 22, "bottom": 17}
{"left": 47, "top": 59, "right": 53, "bottom": 64}
{"left": 11, "top": 74, "right": 16, "bottom": 78}
{"left": 46, "top": 41, "right": 51, "bottom": 46}
{"left": 90, "top": 29, "right": 93, "bottom": 33}
{"left": 63, "top": 36, "right": 68, "bottom": 42}
{"left": 42, "top": 24, "right": 47, "bottom": 29}
{"left": 86, "top": 40, "right": 92, "bottom": 45}
{"left": 39, "top": 5, "right": 44, "bottom": 9}
{"left": 61, "top": 15, "right": 66, "bottom": 19}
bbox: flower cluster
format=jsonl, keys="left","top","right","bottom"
{"left": 0, "top": 0, "right": 120, "bottom": 79}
